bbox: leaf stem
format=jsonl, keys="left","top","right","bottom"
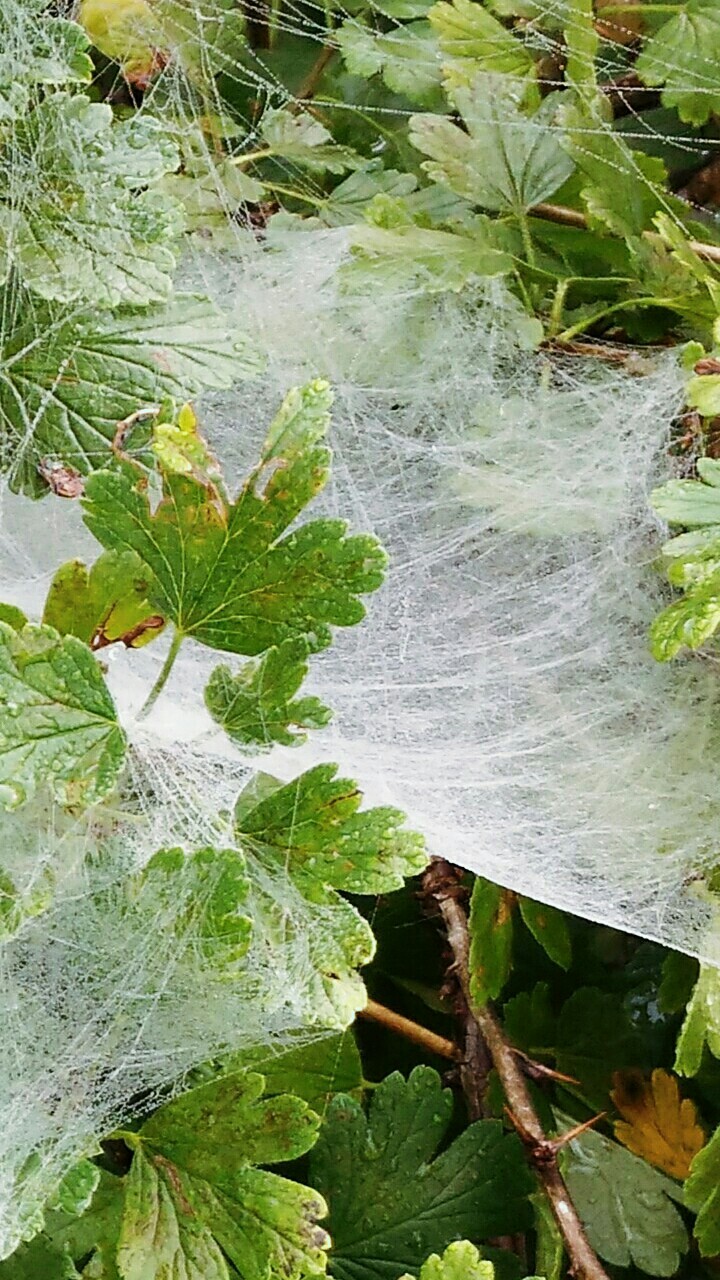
{"left": 517, "top": 209, "right": 537, "bottom": 269}
{"left": 424, "top": 859, "right": 611, "bottom": 1280}
{"left": 359, "top": 998, "right": 462, "bottom": 1062}
{"left": 229, "top": 147, "right": 275, "bottom": 168}
{"left": 555, "top": 295, "right": 675, "bottom": 343}
{"left": 138, "top": 629, "right": 184, "bottom": 720}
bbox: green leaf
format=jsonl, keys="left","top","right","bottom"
{"left": 2, "top": 293, "right": 261, "bottom": 497}
{"left": 675, "top": 964, "right": 720, "bottom": 1076}
{"left": 205, "top": 638, "right": 332, "bottom": 754}
{"left": 561, "top": 102, "right": 668, "bottom": 238}
{"left": 117, "top": 1147, "right": 229, "bottom": 1280}
{"left": 235, "top": 763, "right": 428, "bottom": 897}
{"left": 636, "top": 2, "right": 720, "bottom": 127}
{"left": 685, "top": 1125, "right": 720, "bottom": 1256}
{"left": 82, "top": 380, "right": 387, "bottom": 655}
{"left": 0, "top": 4, "right": 92, "bottom": 121}
{"left": 410, "top": 75, "right": 574, "bottom": 215}
{"left": 309, "top": 1067, "right": 533, "bottom": 1280}
{"left": 658, "top": 951, "right": 699, "bottom": 1015}
{"left": 136, "top": 847, "right": 253, "bottom": 971}
{"left": 0, "top": 96, "right": 182, "bottom": 306}
{"left": 652, "top": 459, "right": 720, "bottom": 527}
{"left": 518, "top": 897, "right": 571, "bottom": 968}
{"left": 318, "top": 169, "right": 418, "bottom": 227}
{"left": 688, "top": 374, "right": 720, "bottom": 417}
{"left": 399, "top": 1242, "right": 494, "bottom": 1280}
{"left": 43, "top": 551, "right": 163, "bottom": 651}
{"left": 223, "top": 1034, "right": 363, "bottom": 1111}
{"left": 561, "top": 1119, "right": 688, "bottom": 1276}
{"left": 429, "top": 0, "right": 534, "bottom": 79}
{"left": 649, "top": 584, "right": 720, "bottom": 660}
{"left": 336, "top": 21, "right": 443, "bottom": 104}
{"left": 502, "top": 983, "right": 555, "bottom": 1060}
{"left": 468, "top": 877, "right": 514, "bottom": 1006}
{"left": 0, "top": 622, "right": 126, "bottom": 811}
{"left": 344, "top": 222, "right": 512, "bottom": 294}
{"left": 48, "top": 1163, "right": 101, "bottom": 1220}
{"left": 260, "top": 109, "right": 363, "bottom": 174}
{"left": 120, "top": 1071, "right": 329, "bottom": 1280}
{"left": 0, "top": 604, "right": 27, "bottom": 631}
{"left": 556, "top": 988, "right": 645, "bottom": 1107}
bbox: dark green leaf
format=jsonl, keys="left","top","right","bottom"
{"left": 468, "top": 877, "right": 514, "bottom": 1005}
{"left": 685, "top": 1125, "right": 720, "bottom": 1256}
{"left": 310, "top": 1067, "right": 533, "bottom": 1280}
{"left": 205, "top": 638, "right": 332, "bottom": 753}
{"left": 518, "top": 898, "right": 571, "bottom": 969}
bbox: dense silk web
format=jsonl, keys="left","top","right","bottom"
{"left": 0, "top": 0, "right": 719, "bottom": 1258}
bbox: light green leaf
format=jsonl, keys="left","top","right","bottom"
{"left": 309, "top": 1067, "right": 533, "bottom": 1280}
{"left": 0, "top": 622, "right": 126, "bottom": 811}
{"left": 649, "top": 584, "right": 720, "bottom": 661}
{"left": 2, "top": 293, "right": 261, "bottom": 497}
{"left": 400, "top": 1241, "right": 495, "bottom": 1280}
{"left": 410, "top": 75, "right": 573, "bottom": 214}
{"left": 561, "top": 1119, "right": 688, "bottom": 1276}
{"left": 82, "top": 381, "right": 387, "bottom": 655}
{"left": 43, "top": 551, "right": 163, "bottom": 651}
{"left": 652, "top": 460, "right": 720, "bottom": 527}
{"left": 344, "top": 222, "right": 512, "bottom": 294}
{"left": 688, "top": 373, "right": 720, "bottom": 417}
{"left": 685, "top": 1125, "right": 720, "bottom": 1256}
{"left": 235, "top": 763, "right": 427, "bottom": 897}
{"left": 206, "top": 638, "right": 332, "bottom": 754}
{"left": 636, "top": 2, "right": 720, "bottom": 127}
{"left": 518, "top": 897, "right": 571, "bottom": 968}
{"left": 120, "top": 1072, "right": 329, "bottom": 1280}
{"left": 0, "top": 95, "right": 182, "bottom": 306}
{"left": 675, "top": 963, "right": 720, "bottom": 1076}
{"left": 0, "top": 4, "right": 92, "bottom": 121}
{"left": 260, "top": 109, "right": 363, "bottom": 174}
{"left": 468, "top": 877, "right": 514, "bottom": 1006}
{"left": 319, "top": 169, "right": 418, "bottom": 227}
{"left": 336, "top": 20, "right": 443, "bottom": 103}
{"left": 48, "top": 1163, "right": 101, "bottom": 1221}
{"left": 117, "top": 1147, "right": 228, "bottom": 1280}
{"left": 429, "top": 0, "right": 534, "bottom": 78}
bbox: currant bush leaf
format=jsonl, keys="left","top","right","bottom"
{"left": 636, "top": 1, "right": 720, "bottom": 127}
{"left": 82, "top": 381, "right": 387, "bottom": 656}
{"left": 43, "top": 551, "right": 163, "bottom": 651}
{"left": 685, "top": 1125, "right": 720, "bottom": 1256}
{"left": 309, "top": 1066, "right": 533, "bottom": 1280}
{"left": 428, "top": 0, "right": 534, "bottom": 80}
{"left": 517, "top": 896, "right": 571, "bottom": 969}
{"left": 0, "top": 96, "right": 182, "bottom": 307}
{"left": 2, "top": 293, "right": 260, "bottom": 496}
{"left": 0, "top": 622, "right": 126, "bottom": 811}
{"left": 336, "top": 21, "right": 443, "bottom": 104}
{"left": 399, "top": 1242, "right": 494, "bottom": 1280}
{"left": 206, "top": 638, "right": 332, "bottom": 753}
{"left": 234, "top": 762, "right": 428, "bottom": 897}
{"left": 611, "top": 1069, "right": 705, "bottom": 1181}
{"left": 136, "top": 847, "right": 253, "bottom": 971}
{"left": 674, "top": 963, "right": 720, "bottom": 1076}
{"left": 259, "top": 110, "right": 364, "bottom": 174}
{"left": 410, "top": 75, "right": 573, "bottom": 215}
{"left": 225, "top": 1035, "right": 363, "bottom": 1112}
{"left": 468, "top": 876, "right": 514, "bottom": 1005}
{"left": 560, "top": 1119, "right": 688, "bottom": 1276}
{"left": 561, "top": 102, "right": 668, "bottom": 238}
{"left": 344, "top": 223, "right": 512, "bottom": 294}
{"left": 650, "top": 460, "right": 720, "bottom": 657}
{"left": 117, "top": 1072, "right": 329, "bottom": 1280}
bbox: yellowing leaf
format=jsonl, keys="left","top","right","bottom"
{"left": 611, "top": 1069, "right": 705, "bottom": 1180}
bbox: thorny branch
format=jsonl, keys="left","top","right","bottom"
{"left": 424, "top": 859, "right": 611, "bottom": 1280}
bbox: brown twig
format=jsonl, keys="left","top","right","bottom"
{"left": 531, "top": 202, "right": 720, "bottom": 266}
{"left": 360, "top": 999, "right": 461, "bottom": 1062}
{"left": 424, "top": 859, "right": 611, "bottom": 1280}
{"left": 294, "top": 44, "right": 336, "bottom": 106}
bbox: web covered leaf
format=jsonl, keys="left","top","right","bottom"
{"left": 1, "top": 293, "right": 262, "bottom": 496}
{"left": 0, "top": 622, "right": 125, "bottom": 811}
{"left": 409, "top": 75, "right": 573, "bottom": 215}
{"left": 0, "top": 96, "right": 182, "bottom": 307}
{"left": 636, "top": 2, "right": 720, "bottom": 127}
{"left": 335, "top": 21, "right": 442, "bottom": 105}
{"left": 82, "top": 380, "right": 387, "bottom": 655}
{"left": 79, "top": 0, "right": 246, "bottom": 83}
{"left": 560, "top": 103, "right": 669, "bottom": 239}
{"left": 344, "top": 222, "right": 512, "bottom": 294}
{"left": 134, "top": 846, "right": 253, "bottom": 971}
{"left": 560, "top": 1118, "right": 688, "bottom": 1276}
{"left": 206, "top": 638, "right": 332, "bottom": 754}
{"left": 309, "top": 1066, "right": 532, "bottom": 1280}
{"left": 0, "top": 2, "right": 92, "bottom": 121}
{"left": 257, "top": 110, "right": 364, "bottom": 175}
{"left": 118, "top": 1071, "right": 328, "bottom": 1280}
{"left": 42, "top": 551, "right": 163, "bottom": 651}
{"left": 428, "top": 0, "right": 535, "bottom": 82}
